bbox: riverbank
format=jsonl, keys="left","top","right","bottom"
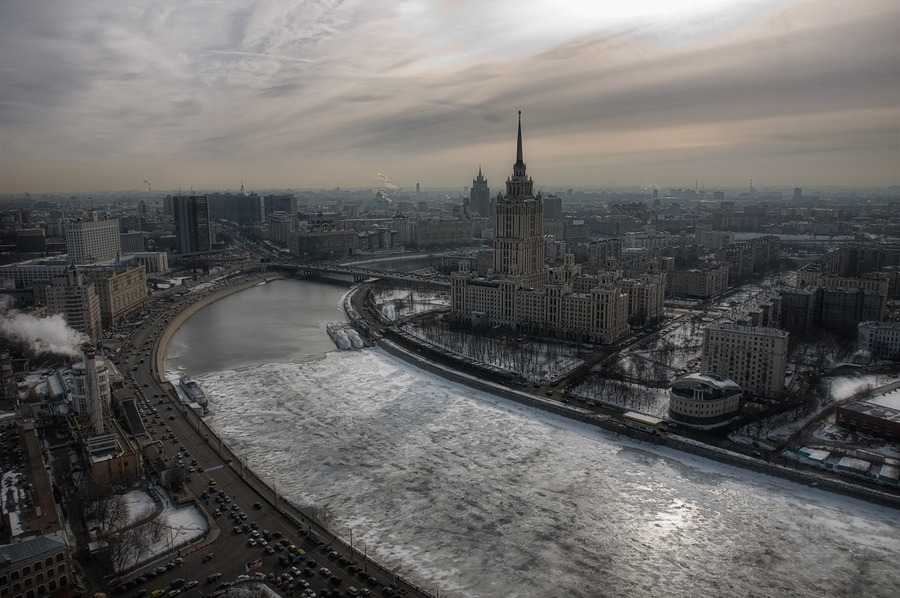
{"left": 342, "top": 282, "right": 900, "bottom": 511}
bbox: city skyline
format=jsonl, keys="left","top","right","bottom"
{"left": 1, "top": 0, "right": 898, "bottom": 195}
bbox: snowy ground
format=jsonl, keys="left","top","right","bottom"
{"left": 118, "top": 489, "right": 208, "bottom": 570}
{"left": 191, "top": 349, "right": 900, "bottom": 598}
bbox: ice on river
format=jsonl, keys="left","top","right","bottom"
{"left": 195, "top": 349, "right": 900, "bottom": 598}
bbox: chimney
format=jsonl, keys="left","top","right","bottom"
{"left": 83, "top": 345, "right": 105, "bottom": 435}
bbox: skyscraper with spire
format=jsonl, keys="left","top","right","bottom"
{"left": 492, "top": 111, "right": 547, "bottom": 288}
{"left": 451, "top": 112, "right": 631, "bottom": 345}
{"left": 470, "top": 166, "right": 491, "bottom": 218}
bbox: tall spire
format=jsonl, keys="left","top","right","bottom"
{"left": 505, "top": 110, "right": 533, "bottom": 199}
{"left": 516, "top": 110, "right": 523, "bottom": 166}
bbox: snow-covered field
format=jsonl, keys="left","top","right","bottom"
{"left": 191, "top": 349, "right": 900, "bottom": 598}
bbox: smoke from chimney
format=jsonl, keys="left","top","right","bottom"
{"left": 0, "top": 298, "right": 89, "bottom": 358}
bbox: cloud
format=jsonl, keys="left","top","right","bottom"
{"left": 0, "top": 0, "right": 897, "bottom": 193}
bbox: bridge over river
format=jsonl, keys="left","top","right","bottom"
{"left": 271, "top": 261, "right": 451, "bottom": 287}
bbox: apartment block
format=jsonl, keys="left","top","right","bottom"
{"left": 701, "top": 322, "right": 789, "bottom": 399}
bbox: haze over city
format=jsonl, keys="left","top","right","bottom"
{"left": 1, "top": 0, "right": 898, "bottom": 195}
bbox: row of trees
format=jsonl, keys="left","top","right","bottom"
{"left": 406, "top": 317, "right": 581, "bottom": 383}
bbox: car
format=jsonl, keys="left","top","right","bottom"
{"left": 329, "top": 575, "right": 342, "bottom": 586}
{"left": 155, "top": 566, "right": 167, "bottom": 575}
{"left": 169, "top": 415, "right": 176, "bottom": 420}
{"left": 202, "top": 553, "right": 215, "bottom": 562}
{"left": 265, "top": 546, "right": 275, "bottom": 555}
{"left": 247, "top": 538, "right": 257, "bottom": 546}
{"left": 328, "top": 550, "right": 339, "bottom": 560}
{"left": 254, "top": 572, "right": 267, "bottom": 580}
{"left": 206, "top": 573, "right": 221, "bottom": 584}
{"left": 133, "top": 590, "right": 148, "bottom": 598}
{"left": 258, "top": 539, "right": 267, "bottom": 546}
{"left": 253, "top": 502, "right": 262, "bottom": 509}
{"left": 135, "top": 577, "right": 147, "bottom": 585}
{"left": 319, "top": 567, "right": 332, "bottom": 577}
{"left": 236, "top": 575, "right": 250, "bottom": 583}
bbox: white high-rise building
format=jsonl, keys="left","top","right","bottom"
{"left": 65, "top": 218, "right": 121, "bottom": 265}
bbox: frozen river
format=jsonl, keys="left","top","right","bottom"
{"left": 165, "top": 279, "right": 900, "bottom": 598}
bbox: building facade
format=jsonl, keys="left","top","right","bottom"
{"left": 172, "top": 195, "right": 212, "bottom": 254}
{"left": 665, "top": 263, "right": 729, "bottom": 299}
{"left": 0, "top": 535, "right": 73, "bottom": 598}
{"left": 701, "top": 322, "right": 789, "bottom": 399}
{"left": 42, "top": 267, "right": 103, "bottom": 344}
{"left": 82, "top": 265, "right": 147, "bottom": 328}
{"left": 858, "top": 321, "right": 900, "bottom": 360}
{"left": 669, "top": 372, "right": 742, "bottom": 426}
{"left": 64, "top": 217, "right": 121, "bottom": 265}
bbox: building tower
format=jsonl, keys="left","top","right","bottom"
{"left": 172, "top": 195, "right": 212, "bottom": 254}
{"left": 70, "top": 345, "right": 111, "bottom": 425}
{"left": 470, "top": 166, "right": 491, "bottom": 217}
{"left": 492, "top": 111, "right": 547, "bottom": 287}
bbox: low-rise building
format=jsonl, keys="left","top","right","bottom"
{"left": 668, "top": 373, "right": 742, "bottom": 427}
{"left": 0, "top": 535, "right": 73, "bottom": 598}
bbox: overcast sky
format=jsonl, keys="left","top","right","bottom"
{"left": 1, "top": 0, "right": 897, "bottom": 194}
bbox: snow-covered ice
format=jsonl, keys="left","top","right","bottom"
{"left": 193, "top": 349, "right": 900, "bottom": 598}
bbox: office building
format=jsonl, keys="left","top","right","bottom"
{"left": 172, "top": 195, "right": 212, "bottom": 254}
{"left": 64, "top": 217, "right": 121, "bottom": 265}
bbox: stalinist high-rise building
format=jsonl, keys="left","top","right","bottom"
{"left": 492, "top": 112, "right": 548, "bottom": 288}
{"left": 470, "top": 166, "right": 491, "bottom": 218}
{"left": 451, "top": 112, "right": 634, "bottom": 345}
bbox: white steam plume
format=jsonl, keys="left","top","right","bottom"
{"left": 376, "top": 173, "right": 398, "bottom": 190}
{"left": 0, "top": 301, "right": 88, "bottom": 358}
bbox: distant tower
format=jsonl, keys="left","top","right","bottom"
{"left": 470, "top": 166, "right": 491, "bottom": 217}
{"left": 492, "top": 112, "right": 547, "bottom": 287}
{"left": 172, "top": 195, "right": 212, "bottom": 254}
{"left": 793, "top": 187, "right": 802, "bottom": 200}
{"left": 416, "top": 182, "right": 421, "bottom": 196}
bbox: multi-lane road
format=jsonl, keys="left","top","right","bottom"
{"left": 111, "top": 267, "right": 428, "bottom": 598}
